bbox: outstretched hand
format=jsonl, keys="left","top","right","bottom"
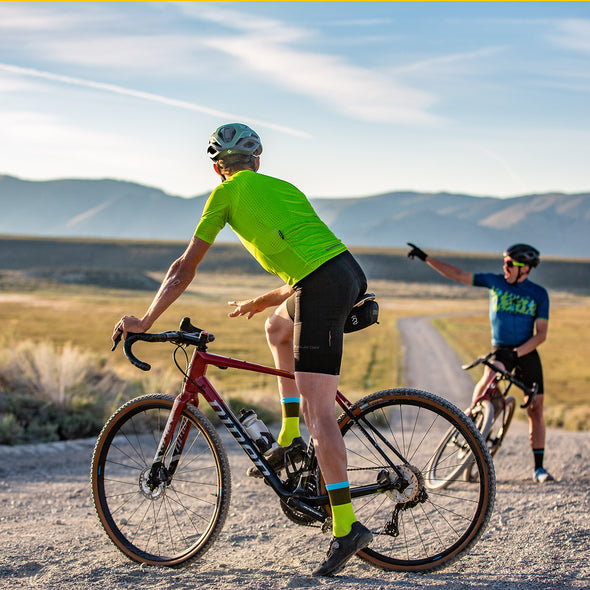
{"left": 407, "top": 242, "right": 428, "bottom": 262}
{"left": 228, "top": 284, "right": 293, "bottom": 319}
{"left": 227, "top": 298, "right": 267, "bottom": 320}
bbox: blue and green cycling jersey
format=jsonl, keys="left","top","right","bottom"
{"left": 194, "top": 170, "right": 346, "bottom": 286}
{"left": 473, "top": 273, "right": 549, "bottom": 347}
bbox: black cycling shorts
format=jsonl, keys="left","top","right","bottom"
{"left": 494, "top": 346, "right": 544, "bottom": 395}
{"left": 285, "top": 250, "right": 367, "bottom": 375}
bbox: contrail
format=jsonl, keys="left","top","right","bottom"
{"left": 0, "top": 62, "right": 310, "bottom": 138}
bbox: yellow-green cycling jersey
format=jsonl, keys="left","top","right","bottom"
{"left": 194, "top": 170, "right": 347, "bottom": 286}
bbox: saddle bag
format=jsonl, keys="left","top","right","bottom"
{"left": 344, "top": 293, "right": 379, "bottom": 333}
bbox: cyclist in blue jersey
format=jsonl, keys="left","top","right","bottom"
{"left": 407, "top": 243, "right": 554, "bottom": 484}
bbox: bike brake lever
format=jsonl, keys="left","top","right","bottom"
{"left": 111, "top": 332, "right": 122, "bottom": 352}
{"left": 520, "top": 384, "right": 538, "bottom": 409}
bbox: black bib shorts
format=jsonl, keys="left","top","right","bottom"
{"left": 286, "top": 250, "right": 367, "bottom": 375}
{"left": 494, "top": 346, "right": 545, "bottom": 395}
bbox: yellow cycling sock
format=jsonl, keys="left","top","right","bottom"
{"left": 277, "top": 397, "right": 300, "bottom": 447}
{"left": 326, "top": 481, "right": 357, "bottom": 537}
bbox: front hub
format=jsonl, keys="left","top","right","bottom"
{"left": 139, "top": 466, "right": 167, "bottom": 500}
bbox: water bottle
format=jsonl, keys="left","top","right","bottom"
{"left": 238, "top": 409, "right": 279, "bottom": 454}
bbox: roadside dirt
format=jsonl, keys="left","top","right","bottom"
{"left": 1, "top": 316, "right": 589, "bottom": 590}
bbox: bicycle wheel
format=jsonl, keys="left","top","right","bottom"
{"left": 464, "top": 395, "right": 516, "bottom": 482}
{"left": 91, "top": 394, "right": 231, "bottom": 566}
{"left": 333, "top": 388, "right": 495, "bottom": 572}
{"left": 427, "top": 399, "right": 494, "bottom": 490}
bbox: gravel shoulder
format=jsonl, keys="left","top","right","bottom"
{"left": 1, "top": 316, "right": 589, "bottom": 590}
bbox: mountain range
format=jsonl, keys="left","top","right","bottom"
{"left": 1, "top": 174, "right": 589, "bottom": 258}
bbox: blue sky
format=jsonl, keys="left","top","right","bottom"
{"left": 0, "top": 1, "right": 589, "bottom": 199}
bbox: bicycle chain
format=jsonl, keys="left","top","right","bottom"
{"left": 281, "top": 465, "right": 406, "bottom": 531}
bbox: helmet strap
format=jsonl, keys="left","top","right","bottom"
{"left": 514, "top": 266, "right": 530, "bottom": 284}
{"left": 213, "top": 163, "right": 226, "bottom": 182}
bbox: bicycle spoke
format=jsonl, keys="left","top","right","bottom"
{"left": 92, "top": 395, "right": 231, "bottom": 566}
{"left": 336, "top": 389, "right": 494, "bottom": 572}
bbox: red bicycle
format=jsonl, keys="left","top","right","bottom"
{"left": 427, "top": 352, "right": 537, "bottom": 489}
{"left": 91, "top": 317, "right": 495, "bottom": 572}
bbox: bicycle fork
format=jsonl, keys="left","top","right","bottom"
{"left": 145, "top": 392, "right": 193, "bottom": 491}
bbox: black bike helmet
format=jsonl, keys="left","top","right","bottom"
{"left": 207, "top": 123, "right": 262, "bottom": 161}
{"left": 503, "top": 243, "right": 540, "bottom": 268}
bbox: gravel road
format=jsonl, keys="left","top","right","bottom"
{"left": 1, "top": 316, "right": 589, "bottom": 590}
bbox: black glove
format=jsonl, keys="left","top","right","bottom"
{"left": 407, "top": 242, "right": 428, "bottom": 262}
{"left": 492, "top": 348, "right": 518, "bottom": 372}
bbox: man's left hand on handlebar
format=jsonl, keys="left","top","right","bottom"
{"left": 112, "top": 315, "right": 147, "bottom": 342}
{"left": 492, "top": 348, "right": 518, "bottom": 373}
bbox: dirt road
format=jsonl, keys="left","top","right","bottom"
{"left": 1, "top": 316, "right": 589, "bottom": 589}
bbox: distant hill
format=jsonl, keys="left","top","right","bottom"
{"left": 1, "top": 236, "right": 589, "bottom": 295}
{"left": 1, "top": 174, "right": 589, "bottom": 258}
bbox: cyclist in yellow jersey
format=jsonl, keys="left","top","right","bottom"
{"left": 195, "top": 169, "right": 347, "bottom": 286}
{"left": 113, "top": 123, "right": 373, "bottom": 576}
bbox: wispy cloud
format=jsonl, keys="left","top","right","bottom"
{"left": 0, "top": 108, "right": 178, "bottom": 188}
{"left": 0, "top": 63, "right": 309, "bottom": 138}
{"left": 2, "top": 2, "right": 442, "bottom": 127}
{"left": 178, "top": 3, "right": 442, "bottom": 126}
{"left": 391, "top": 46, "right": 507, "bottom": 75}
{"left": 0, "top": 3, "right": 81, "bottom": 31}
{"left": 34, "top": 34, "right": 207, "bottom": 72}
{"left": 328, "top": 18, "right": 395, "bottom": 27}
{"left": 550, "top": 19, "right": 590, "bottom": 53}
{"left": 0, "top": 4, "right": 208, "bottom": 74}
{"left": 0, "top": 76, "right": 36, "bottom": 93}
{"left": 473, "top": 143, "right": 527, "bottom": 194}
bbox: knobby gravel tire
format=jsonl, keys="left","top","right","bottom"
{"left": 428, "top": 399, "right": 494, "bottom": 490}
{"left": 91, "top": 394, "right": 231, "bottom": 567}
{"left": 464, "top": 395, "right": 516, "bottom": 482}
{"left": 332, "top": 388, "right": 495, "bottom": 572}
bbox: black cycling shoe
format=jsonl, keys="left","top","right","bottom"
{"left": 247, "top": 437, "right": 305, "bottom": 479}
{"left": 312, "top": 521, "right": 373, "bottom": 577}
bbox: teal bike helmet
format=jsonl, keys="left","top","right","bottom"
{"left": 207, "top": 123, "right": 262, "bottom": 161}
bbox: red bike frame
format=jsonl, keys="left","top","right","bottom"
{"left": 145, "top": 345, "right": 369, "bottom": 517}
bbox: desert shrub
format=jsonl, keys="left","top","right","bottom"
{"left": 0, "top": 388, "right": 114, "bottom": 445}
{"left": 0, "top": 412, "right": 24, "bottom": 445}
{"left": 2, "top": 340, "right": 97, "bottom": 407}
{"left": 0, "top": 339, "right": 130, "bottom": 444}
{"left": 0, "top": 336, "right": 250, "bottom": 444}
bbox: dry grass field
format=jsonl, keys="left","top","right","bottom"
{"left": 1, "top": 273, "right": 588, "bottom": 431}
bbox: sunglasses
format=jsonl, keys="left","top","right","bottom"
{"left": 504, "top": 257, "right": 525, "bottom": 268}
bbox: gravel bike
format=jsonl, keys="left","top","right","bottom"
{"left": 427, "top": 352, "right": 537, "bottom": 489}
{"left": 91, "top": 317, "right": 495, "bottom": 572}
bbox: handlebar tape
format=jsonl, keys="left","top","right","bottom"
{"left": 123, "top": 332, "right": 174, "bottom": 371}
{"left": 113, "top": 319, "right": 215, "bottom": 372}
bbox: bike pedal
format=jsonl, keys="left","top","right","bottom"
{"left": 284, "top": 437, "right": 309, "bottom": 478}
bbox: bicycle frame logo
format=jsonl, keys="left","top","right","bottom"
{"left": 208, "top": 399, "right": 273, "bottom": 478}
{"left": 150, "top": 400, "right": 192, "bottom": 467}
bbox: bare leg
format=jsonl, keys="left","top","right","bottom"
{"left": 265, "top": 301, "right": 299, "bottom": 399}
{"left": 528, "top": 394, "right": 546, "bottom": 449}
{"left": 265, "top": 302, "right": 300, "bottom": 446}
{"left": 295, "top": 371, "right": 346, "bottom": 485}
{"left": 471, "top": 364, "right": 498, "bottom": 404}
